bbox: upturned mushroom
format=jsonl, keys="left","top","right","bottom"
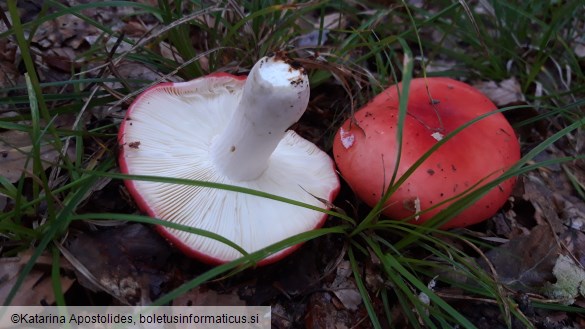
{"left": 119, "top": 54, "right": 340, "bottom": 265}
{"left": 333, "top": 77, "right": 520, "bottom": 228}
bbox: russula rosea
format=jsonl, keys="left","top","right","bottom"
{"left": 119, "top": 54, "right": 339, "bottom": 265}
{"left": 333, "top": 77, "right": 520, "bottom": 228}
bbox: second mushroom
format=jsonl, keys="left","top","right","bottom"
{"left": 333, "top": 78, "right": 520, "bottom": 228}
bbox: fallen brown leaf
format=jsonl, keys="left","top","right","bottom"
{"left": 484, "top": 225, "right": 560, "bottom": 293}
{"left": 330, "top": 260, "right": 362, "bottom": 311}
{"left": 473, "top": 77, "right": 525, "bottom": 107}
{"left": 522, "top": 173, "right": 565, "bottom": 232}
{"left": 0, "top": 249, "right": 74, "bottom": 305}
{"left": 64, "top": 224, "right": 172, "bottom": 305}
{"left": 32, "top": 14, "right": 93, "bottom": 50}
{"left": 0, "top": 130, "right": 76, "bottom": 182}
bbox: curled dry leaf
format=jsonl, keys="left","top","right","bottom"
{"left": 0, "top": 130, "right": 76, "bottom": 183}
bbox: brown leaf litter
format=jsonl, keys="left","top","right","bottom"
{"left": 0, "top": 249, "right": 74, "bottom": 305}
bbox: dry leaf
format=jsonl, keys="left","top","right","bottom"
{"left": 0, "top": 250, "right": 74, "bottom": 305}
{"left": 522, "top": 174, "right": 564, "bottom": 232}
{"left": 424, "top": 58, "right": 457, "bottom": 73}
{"left": 272, "top": 303, "right": 294, "bottom": 328}
{"left": 0, "top": 38, "right": 18, "bottom": 89}
{"left": 43, "top": 47, "right": 81, "bottom": 73}
{"left": 32, "top": 14, "right": 93, "bottom": 49}
{"left": 65, "top": 224, "right": 172, "bottom": 305}
{"left": 0, "top": 130, "right": 75, "bottom": 182}
{"left": 484, "top": 225, "right": 560, "bottom": 292}
{"left": 317, "top": 12, "right": 348, "bottom": 30}
{"left": 109, "top": 61, "right": 163, "bottom": 88}
{"left": 473, "top": 77, "right": 525, "bottom": 107}
{"left": 121, "top": 20, "right": 148, "bottom": 37}
{"left": 563, "top": 229, "right": 585, "bottom": 267}
{"left": 330, "top": 261, "right": 362, "bottom": 311}
{"left": 305, "top": 290, "right": 365, "bottom": 329}
{"left": 0, "top": 62, "right": 18, "bottom": 89}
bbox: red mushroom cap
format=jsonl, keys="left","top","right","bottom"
{"left": 333, "top": 77, "right": 520, "bottom": 228}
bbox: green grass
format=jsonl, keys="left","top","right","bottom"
{"left": 1, "top": 0, "right": 584, "bottom": 327}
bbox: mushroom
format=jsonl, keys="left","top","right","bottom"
{"left": 333, "top": 77, "right": 520, "bottom": 228}
{"left": 119, "top": 54, "right": 340, "bottom": 265}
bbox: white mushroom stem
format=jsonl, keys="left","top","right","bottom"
{"left": 210, "top": 55, "right": 310, "bottom": 181}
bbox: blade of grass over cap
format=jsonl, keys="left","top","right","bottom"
{"left": 355, "top": 38, "right": 414, "bottom": 231}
